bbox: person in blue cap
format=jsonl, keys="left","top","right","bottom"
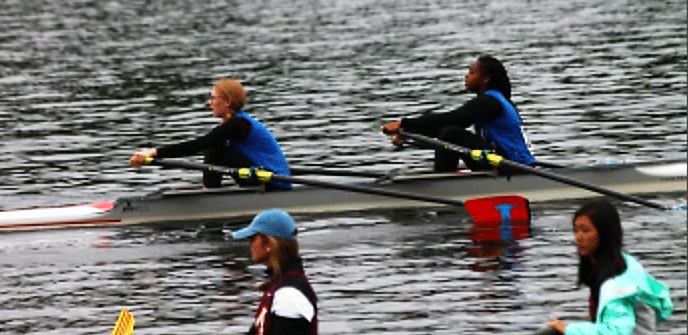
{"left": 232, "top": 208, "right": 318, "bottom": 335}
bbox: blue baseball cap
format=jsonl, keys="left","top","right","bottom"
{"left": 232, "top": 208, "right": 297, "bottom": 240}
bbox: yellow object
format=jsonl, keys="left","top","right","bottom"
{"left": 110, "top": 308, "right": 134, "bottom": 335}
{"left": 238, "top": 168, "right": 251, "bottom": 179}
{"left": 238, "top": 168, "right": 274, "bottom": 182}
{"left": 255, "top": 169, "right": 274, "bottom": 182}
{"left": 470, "top": 150, "right": 503, "bottom": 167}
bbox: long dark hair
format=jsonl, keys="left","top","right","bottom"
{"left": 574, "top": 200, "right": 627, "bottom": 320}
{"left": 477, "top": 55, "right": 512, "bottom": 99}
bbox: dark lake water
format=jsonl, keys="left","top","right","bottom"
{"left": 0, "top": 0, "right": 685, "bottom": 334}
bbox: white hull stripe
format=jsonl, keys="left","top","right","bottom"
{"left": 636, "top": 163, "right": 687, "bottom": 178}
{"left": 0, "top": 201, "right": 115, "bottom": 226}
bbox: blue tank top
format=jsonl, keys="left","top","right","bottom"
{"left": 476, "top": 90, "right": 536, "bottom": 165}
{"left": 229, "top": 111, "right": 292, "bottom": 189}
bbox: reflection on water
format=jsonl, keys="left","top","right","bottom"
{"left": 0, "top": 0, "right": 685, "bottom": 334}
{"left": 1, "top": 202, "right": 684, "bottom": 335}
{"left": 468, "top": 241, "right": 523, "bottom": 273}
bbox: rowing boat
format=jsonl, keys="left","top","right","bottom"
{"left": 0, "top": 159, "right": 685, "bottom": 232}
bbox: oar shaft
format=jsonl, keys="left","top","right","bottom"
{"left": 399, "top": 129, "right": 470, "bottom": 156}
{"left": 290, "top": 167, "right": 388, "bottom": 179}
{"left": 397, "top": 129, "right": 670, "bottom": 210}
{"left": 271, "top": 174, "right": 465, "bottom": 206}
{"left": 499, "top": 160, "right": 669, "bottom": 210}
{"left": 150, "top": 158, "right": 224, "bottom": 173}
{"left": 147, "top": 158, "right": 466, "bottom": 207}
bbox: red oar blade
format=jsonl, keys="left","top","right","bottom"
{"left": 465, "top": 195, "right": 531, "bottom": 242}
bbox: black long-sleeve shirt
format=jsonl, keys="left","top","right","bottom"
{"left": 400, "top": 94, "right": 503, "bottom": 137}
{"left": 156, "top": 117, "right": 251, "bottom": 158}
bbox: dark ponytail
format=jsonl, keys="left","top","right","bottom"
{"left": 477, "top": 55, "right": 512, "bottom": 99}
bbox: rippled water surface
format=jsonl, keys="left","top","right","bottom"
{"left": 0, "top": 0, "right": 685, "bottom": 334}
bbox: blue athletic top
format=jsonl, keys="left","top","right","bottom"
{"left": 230, "top": 111, "right": 292, "bottom": 189}
{"left": 476, "top": 90, "right": 536, "bottom": 165}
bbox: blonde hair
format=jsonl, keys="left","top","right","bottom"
{"left": 213, "top": 79, "right": 246, "bottom": 112}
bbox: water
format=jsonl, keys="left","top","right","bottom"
{"left": 0, "top": 0, "right": 685, "bottom": 334}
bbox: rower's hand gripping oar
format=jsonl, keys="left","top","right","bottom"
{"left": 397, "top": 129, "right": 682, "bottom": 211}
{"left": 141, "top": 157, "right": 532, "bottom": 233}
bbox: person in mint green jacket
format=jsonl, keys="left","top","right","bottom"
{"left": 546, "top": 200, "right": 673, "bottom": 335}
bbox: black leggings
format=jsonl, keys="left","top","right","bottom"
{"left": 433, "top": 126, "right": 528, "bottom": 175}
{"left": 434, "top": 126, "right": 498, "bottom": 172}
{"left": 203, "top": 146, "right": 260, "bottom": 188}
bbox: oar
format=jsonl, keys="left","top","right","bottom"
{"left": 145, "top": 158, "right": 467, "bottom": 207}
{"left": 397, "top": 129, "right": 675, "bottom": 210}
{"left": 290, "top": 166, "right": 393, "bottom": 179}
{"left": 142, "top": 157, "right": 531, "bottom": 221}
{"left": 110, "top": 308, "right": 134, "bottom": 335}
